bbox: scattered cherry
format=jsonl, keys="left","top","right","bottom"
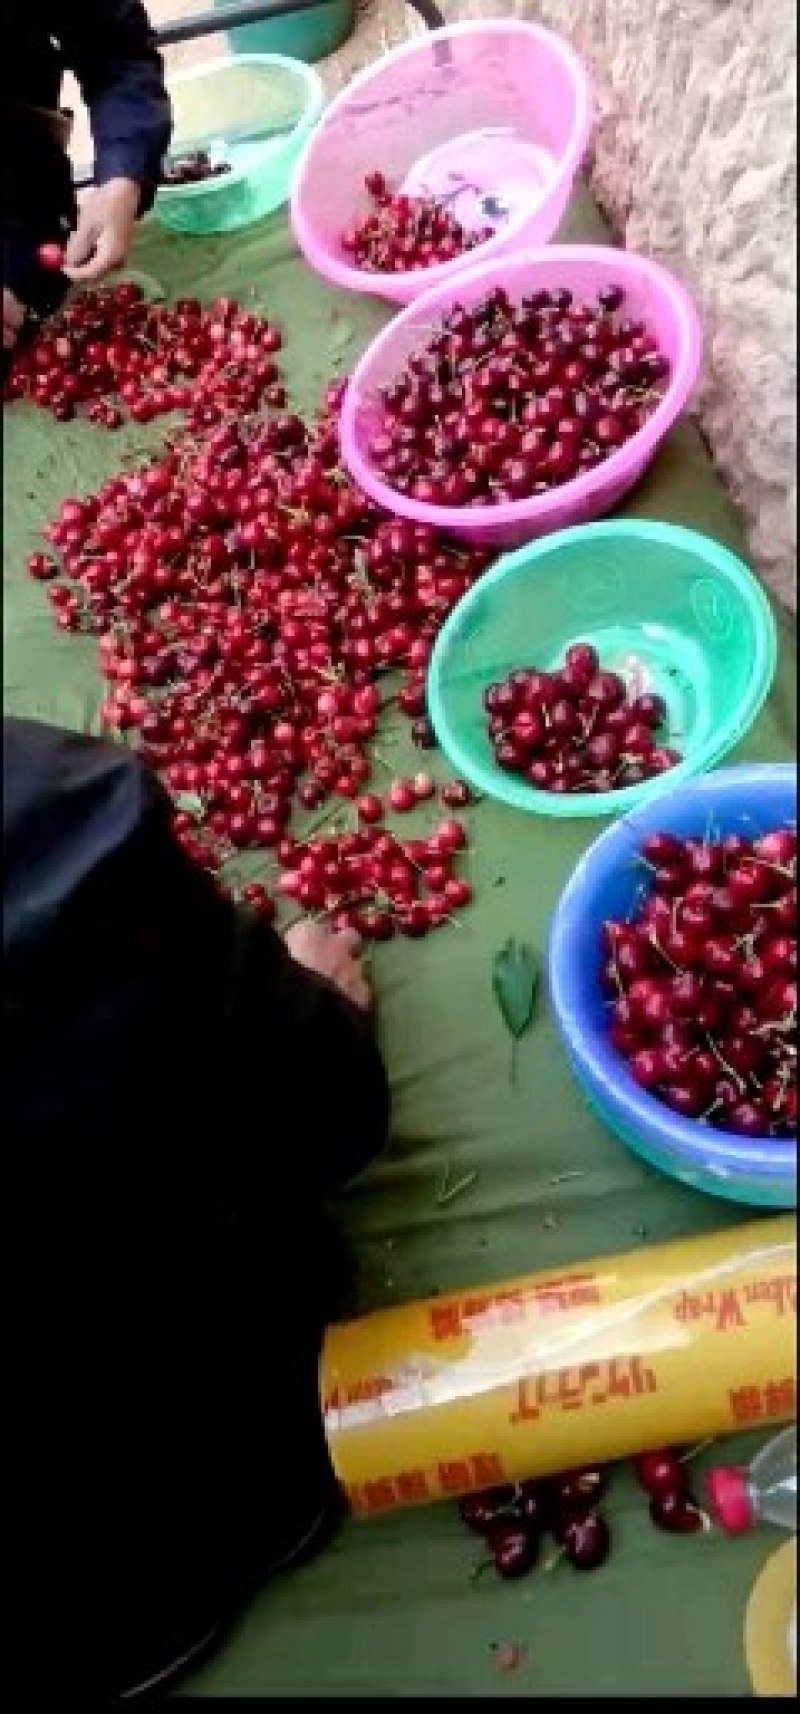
{"left": 458, "top": 1486, "right": 515, "bottom": 1535}
{"left": 552, "top": 1466, "right": 608, "bottom": 1513}
{"left": 26, "top": 551, "right": 58, "bottom": 581}
{"left": 14, "top": 334, "right": 488, "bottom": 935}
{"left": 507, "top": 1481, "right": 551, "bottom": 1534}
{"left": 441, "top": 779, "right": 473, "bottom": 808}
{"left": 487, "top": 1521, "right": 540, "bottom": 1580}
{"left": 5, "top": 284, "right": 288, "bottom": 432}
{"left": 649, "top": 1491, "right": 706, "bottom": 1535}
{"left": 458, "top": 1469, "right": 610, "bottom": 1583}
{"left": 634, "top": 1449, "right": 683, "bottom": 1496}
{"left": 560, "top": 1511, "right": 611, "bottom": 1571}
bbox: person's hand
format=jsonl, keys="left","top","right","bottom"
{"left": 63, "top": 179, "right": 141, "bottom": 283}
{"left": 3, "top": 287, "right": 25, "bottom": 351}
{"left": 285, "top": 921, "right": 372, "bottom": 1012}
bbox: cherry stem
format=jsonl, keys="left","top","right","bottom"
{"left": 679, "top": 1438, "right": 714, "bottom": 1464}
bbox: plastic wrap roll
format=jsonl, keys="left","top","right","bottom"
{"left": 321, "top": 1216, "right": 796, "bottom": 1516}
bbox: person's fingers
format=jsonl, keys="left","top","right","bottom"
{"left": 64, "top": 223, "right": 126, "bottom": 283}
{"left": 3, "top": 290, "right": 24, "bottom": 348}
{"left": 332, "top": 927, "right": 363, "bottom": 956}
{"left": 346, "top": 971, "right": 372, "bottom": 1011}
{"left": 3, "top": 290, "right": 24, "bottom": 332}
{"left": 63, "top": 216, "right": 98, "bottom": 271}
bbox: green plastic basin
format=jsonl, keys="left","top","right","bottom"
{"left": 427, "top": 520, "right": 778, "bottom": 819}
{"left": 155, "top": 54, "right": 324, "bottom": 235}
{"left": 212, "top": 0, "right": 355, "bottom": 63}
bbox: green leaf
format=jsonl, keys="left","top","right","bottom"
{"left": 492, "top": 939, "right": 539, "bottom": 1038}
{"left": 493, "top": 941, "right": 539, "bottom": 1082}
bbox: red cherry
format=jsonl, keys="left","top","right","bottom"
{"left": 37, "top": 242, "right": 65, "bottom": 271}
{"left": 635, "top": 1449, "right": 683, "bottom": 1495}
{"left": 488, "top": 1522, "right": 540, "bottom": 1580}
{"left": 649, "top": 1490, "right": 705, "bottom": 1534}
{"left": 560, "top": 1512, "right": 611, "bottom": 1570}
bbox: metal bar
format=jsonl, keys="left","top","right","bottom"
{"left": 157, "top": 0, "right": 336, "bottom": 46}
{"left": 155, "top": 0, "right": 444, "bottom": 48}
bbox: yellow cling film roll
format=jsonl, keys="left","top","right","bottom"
{"left": 321, "top": 1216, "right": 796, "bottom": 1517}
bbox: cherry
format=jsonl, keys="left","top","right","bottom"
{"left": 488, "top": 1522, "right": 540, "bottom": 1580}
{"left": 435, "top": 819, "right": 468, "bottom": 854}
{"left": 37, "top": 242, "right": 65, "bottom": 271}
{"left": 560, "top": 1512, "right": 611, "bottom": 1570}
{"left": 441, "top": 779, "right": 473, "bottom": 808}
{"left": 357, "top": 794, "right": 384, "bottom": 825}
{"left": 388, "top": 779, "right": 416, "bottom": 814}
{"left": 240, "top": 881, "right": 274, "bottom": 918}
{"left": 26, "top": 552, "right": 58, "bottom": 581}
{"left": 552, "top": 1467, "right": 607, "bottom": 1513}
{"left": 507, "top": 1482, "right": 550, "bottom": 1533}
{"left": 458, "top": 1486, "right": 515, "bottom": 1535}
{"left": 358, "top": 907, "right": 394, "bottom": 942}
{"left": 754, "top": 829, "right": 796, "bottom": 867}
{"left": 649, "top": 1491, "right": 705, "bottom": 1535}
{"left": 635, "top": 1449, "right": 683, "bottom": 1495}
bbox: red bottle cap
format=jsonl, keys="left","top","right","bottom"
{"left": 707, "top": 1465, "right": 753, "bottom": 1533}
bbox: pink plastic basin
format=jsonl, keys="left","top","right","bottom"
{"left": 339, "top": 245, "right": 703, "bottom": 552}
{"left": 290, "top": 20, "right": 591, "bottom": 305}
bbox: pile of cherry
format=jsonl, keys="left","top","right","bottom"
{"left": 369, "top": 282, "right": 670, "bottom": 506}
{"left": 459, "top": 1445, "right": 706, "bottom": 1582}
{"left": 605, "top": 826, "right": 797, "bottom": 1137}
{"left": 484, "top": 643, "right": 682, "bottom": 795}
{"left": 4, "top": 281, "right": 286, "bottom": 431}
{"left": 341, "top": 170, "right": 491, "bottom": 274}
{"left": 276, "top": 799, "right": 473, "bottom": 939}
{"left": 160, "top": 149, "right": 231, "bottom": 187}
{"left": 17, "top": 285, "right": 497, "bottom": 926}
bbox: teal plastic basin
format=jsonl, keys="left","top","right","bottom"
{"left": 427, "top": 521, "right": 778, "bottom": 820}
{"left": 213, "top": 0, "right": 355, "bottom": 63}
{"left": 155, "top": 54, "right": 324, "bottom": 235}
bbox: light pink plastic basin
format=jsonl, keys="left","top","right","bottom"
{"left": 290, "top": 20, "right": 591, "bottom": 305}
{"left": 339, "top": 245, "right": 703, "bottom": 552}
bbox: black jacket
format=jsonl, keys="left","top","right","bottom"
{"left": 2, "top": 1, "right": 172, "bottom": 312}
{"left": 3, "top": 0, "right": 171, "bottom": 204}
{"left": 3, "top": 719, "right": 389, "bottom": 1698}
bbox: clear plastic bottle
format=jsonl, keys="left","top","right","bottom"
{"left": 708, "top": 1426, "right": 797, "bottom": 1534}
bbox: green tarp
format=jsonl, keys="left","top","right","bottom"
{"left": 3, "top": 185, "right": 796, "bottom": 1697}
